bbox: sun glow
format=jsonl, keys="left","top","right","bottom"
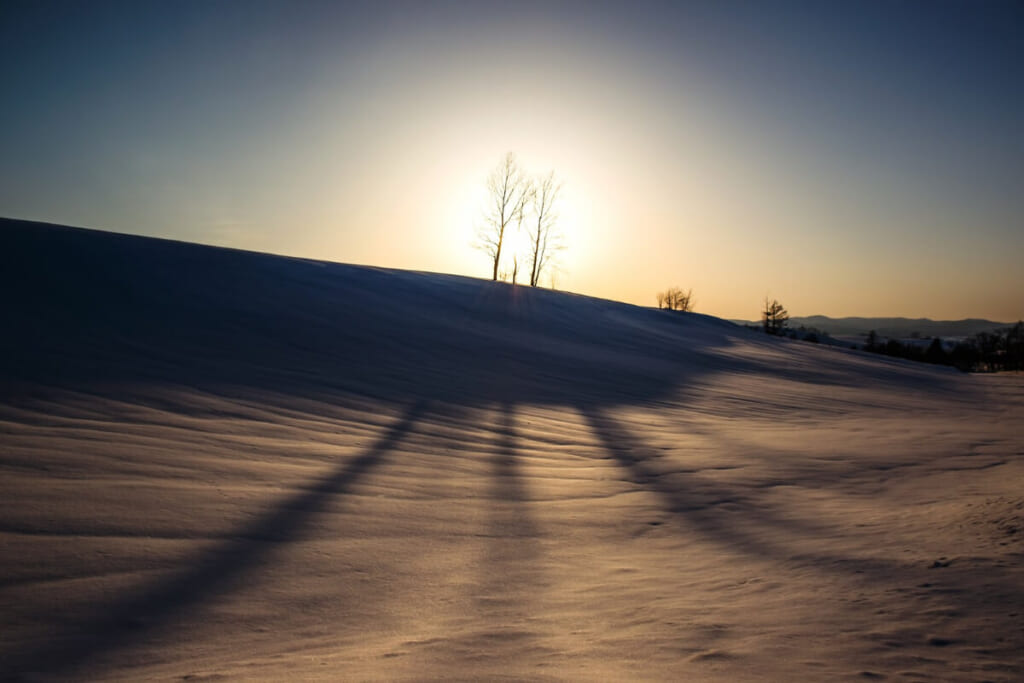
{"left": 431, "top": 155, "right": 587, "bottom": 289}
{"left": 506, "top": 220, "right": 532, "bottom": 281}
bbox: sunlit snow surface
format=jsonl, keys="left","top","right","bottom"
{"left": 1, "top": 218, "right": 1022, "bottom": 681}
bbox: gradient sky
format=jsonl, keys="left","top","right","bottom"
{"left": 2, "top": 0, "right": 1022, "bottom": 321}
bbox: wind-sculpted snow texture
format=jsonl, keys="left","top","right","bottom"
{"left": 1, "top": 218, "right": 1022, "bottom": 681}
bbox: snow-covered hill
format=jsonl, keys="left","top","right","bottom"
{"left": 2, "top": 217, "right": 1022, "bottom": 681}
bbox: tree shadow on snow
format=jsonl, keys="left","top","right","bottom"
{"left": 578, "top": 404, "right": 834, "bottom": 557}
{"left": 3, "top": 399, "right": 428, "bottom": 680}
{"left": 577, "top": 403, "right": 1024, "bottom": 656}
{"left": 476, "top": 403, "right": 543, "bottom": 616}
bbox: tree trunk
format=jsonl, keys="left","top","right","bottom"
{"left": 530, "top": 232, "right": 541, "bottom": 286}
{"left": 492, "top": 224, "right": 505, "bottom": 281}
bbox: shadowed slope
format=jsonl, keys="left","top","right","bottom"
{"left": 0, "top": 218, "right": 962, "bottom": 411}
{"left": 0, "top": 218, "right": 707, "bottom": 408}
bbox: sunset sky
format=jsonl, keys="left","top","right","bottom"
{"left": 2, "top": 0, "right": 1022, "bottom": 321}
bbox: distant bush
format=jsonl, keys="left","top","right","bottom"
{"left": 862, "top": 321, "right": 1023, "bottom": 372}
{"left": 657, "top": 287, "right": 694, "bottom": 312}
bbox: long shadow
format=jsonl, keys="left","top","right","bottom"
{"left": 580, "top": 405, "right": 1019, "bottom": 562}
{"left": 3, "top": 399, "right": 428, "bottom": 680}
{"left": 489, "top": 404, "right": 536, "bottom": 523}
{"left": 578, "top": 404, "right": 1024, "bottom": 664}
{"left": 475, "top": 403, "right": 543, "bottom": 620}
{"left": 579, "top": 404, "right": 829, "bottom": 558}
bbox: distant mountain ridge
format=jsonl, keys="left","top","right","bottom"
{"left": 730, "top": 315, "right": 1016, "bottom": 339}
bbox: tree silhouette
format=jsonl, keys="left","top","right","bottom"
{"left": 476, "top": 152, "right": 530, "bottom": 282}
{"left": 527, "top": 171, "right": 563, "bottom": 287}
{"left": 762, "top": 298, "right": 789, "bottom": 335}
{"left": 657, "top": 287, "right": 694, "bottom": 312}
{"left": 925, "top": 337, "right": 947, "bottom": 364}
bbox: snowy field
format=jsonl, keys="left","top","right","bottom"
{"left": 1, "top": 218, "right": 1022, "bottom": 681}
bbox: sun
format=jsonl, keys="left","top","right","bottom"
{"left": 507, "top": 220, "right": 532, "bottom": 272}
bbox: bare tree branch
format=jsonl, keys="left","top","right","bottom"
{"left": 527, "top": 171, "right": 563, "bottom": 287}
{"left": 474, "top": 152, "right": 529, "bottom": 282}
{"left": 657, "top": 287, "right": 694, "bottom": 312}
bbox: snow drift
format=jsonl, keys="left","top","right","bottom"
{"left": 1, "top": 217, "right": 1021, "bottom": 681}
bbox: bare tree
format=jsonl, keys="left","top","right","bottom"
{"left": 675, "top": 288, "right": 694, "bottom": 312}
{"left": 527, "top": 171, "right": 563, "bottom": 287}
{"left": 510, "top": 178, "right": 535, "bottom": 285}
{"left": 476, "top": 152, "right": 530, "bottom": 281}
{"left": 762, "top": 297, "right": 789, "bottom": 335}
{"left": 657, "top": 287, "right": 694, "bottom": 312}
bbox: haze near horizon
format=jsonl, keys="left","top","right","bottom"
{"left": 1, "top": 0, "right": 1021, "bottom": 321}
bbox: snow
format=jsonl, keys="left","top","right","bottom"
{"left": 1, "top": 217, "right": 1022, "bottom": 681}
